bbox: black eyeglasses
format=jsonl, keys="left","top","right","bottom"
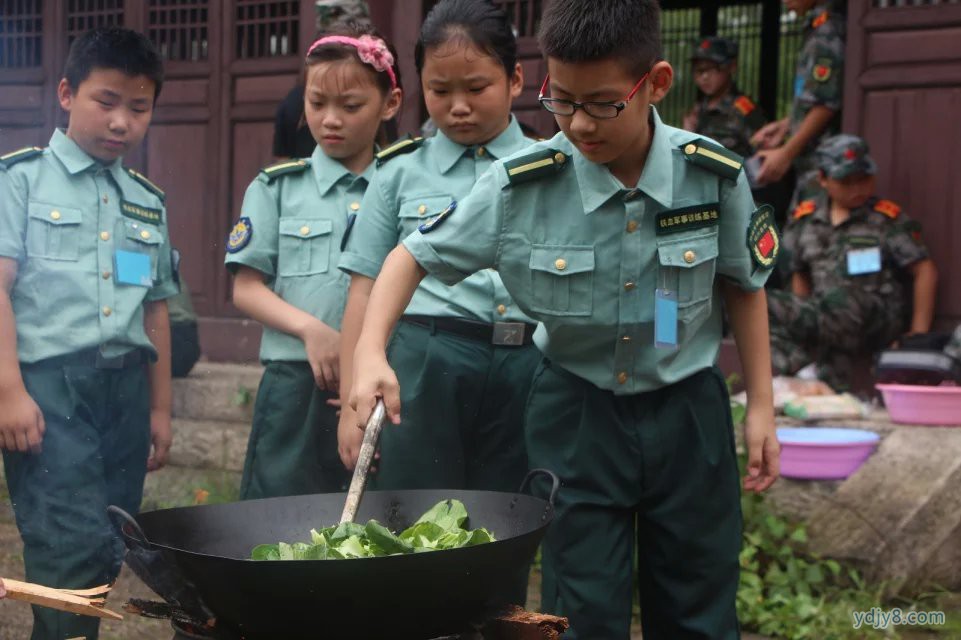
{"left": 538, "top": 72, "right": 651, "bottom": 120}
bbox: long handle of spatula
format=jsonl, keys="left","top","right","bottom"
{"left": 340, "top": 400, "right": 387, "bottom": 524}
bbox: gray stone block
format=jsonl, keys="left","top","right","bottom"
{"left": 172, "top": 362, "right": 263, "bottom": 423}
{"left": 168, "top": 417, "right": 251, "bottom": 473}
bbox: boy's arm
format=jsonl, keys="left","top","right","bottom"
{"left": 721, "top": 281, "right": 779, "bottom": 493}
{"left": 337, "top": 274, "right": 374, "bottom": 469}
{"left": 907, "top": 258, "right": 938, "bottom": 335}
{"left": 232, "top": 265, "right": 339, "bottom": 391}
{"left": 350, "top": 246, "right": 426, "bottom": 427}
{"left": 755, "top": 105, "right": 835, "bottom": 184}
{"left": 790, "top": 271, "right": 813, "bottom": 298}
{"left": 144, "top": 299, "right": 172, "bottom": 471}
{"left": 0, "top": 257, "right": 45, "bottom": 453}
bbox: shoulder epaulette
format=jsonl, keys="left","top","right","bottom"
{"left": 680, "top": 139, "right": 743, "bottom": 181}
{"left": 126, "top": 168, "right": 166, "bottom": 202}
{"left": 874, "top": 199, "right": 901, "bottom": 220}
{"left": 793, "top": 200, "right": 817, "bottom": 220}
{"left": 259, "top": 158, "right": 310, "bottom": 183}
{"left": 503, "top": 148, "right": 569, "bottom": 187}
{"left": 0, "top": 146, "right": 44, "bottom": 169}
{"left": 812, "top": 11, "right": 829, "bottom": 29}
{"left": 375, "top": 136, "right": 424, "bottom": 166}
{"left": 733, "top": 95, "right": 756, "bottom": 117}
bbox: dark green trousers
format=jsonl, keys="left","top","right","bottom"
{"left": 240, "top": 361, "right": 349, "bottom": 500}
{"left": 527, "top": 361, "right": 742, "bottom": 640}
{"left": 3, "top": 357, "right": 150, "bottom": 640}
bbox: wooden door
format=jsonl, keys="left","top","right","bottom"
{"left": 845, "top": 0, "right": 961, "bottom": 328}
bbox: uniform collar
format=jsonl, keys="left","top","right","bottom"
{"left": 576, "top": 106, "right": 675, "bottom": 214}
{"left": 432, "top": 115, "right": 527, "bottom": 175}
{"left": 309, "top": 146, "right": 373, "bottom": 195}
{"left": 49, "top": 129, "right": 126, "bottom": 183}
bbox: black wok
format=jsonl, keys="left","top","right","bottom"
{"left": 112, "top": 469, "right": 558, "bottom": 640}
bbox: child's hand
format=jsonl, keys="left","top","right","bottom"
{"left": 301, "top": 320, "right": 340, "bottom": 392}
{"left": 742, "top": 405, "right": 779, "bottom": 493}
{"left": 349, "top": 344, "right": 401, "bottom": 428}
{"left": 147, "top": 409, "right": 172, "bottom": 471}
{"left": 751, "top": 118, "right": 789, "bottom": 150}
{"left": 754, "top": 147, "right": 792, "bottom": 186}
{"left": 0, "top": 386, "right": 45, "bottom": 454}
{"left": 337, "top": 405, "right": 363, "bottom": 470}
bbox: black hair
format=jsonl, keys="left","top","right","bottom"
{"left": 414, "top": 0, "right": 517, "bottom": 76}
{"left": 305, "top": 21, "right": 402, "bottom": 95}
{"left": 538, "top": 0, "right": 662, "bottom": 75}
{"left": 64, "top": 27, "right": 164, "bottom": 101}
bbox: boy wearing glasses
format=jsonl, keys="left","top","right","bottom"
{"left": 683, "top": 36, "right": 767, "bottom": 159}
{"left": 349, "top": 1, "right": 778, "bottom": 638}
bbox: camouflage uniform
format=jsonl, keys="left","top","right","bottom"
{"left": 789, "top": 3, "right": 845, "bottom": 203}
{"left": 769, "top": 135, "right": 929, "bottom": 391}
{"left": 689, "top": 37, "right": 768, "bottom": 158}
{"left": 315, "top": 0, "right": 369, "bottom": 29}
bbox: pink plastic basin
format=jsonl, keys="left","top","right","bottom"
{"left": 777, "top": 427, "right": 880, "bottom": 480}
{"left": 876, "top": 384, "right": 961, "bottom": 426}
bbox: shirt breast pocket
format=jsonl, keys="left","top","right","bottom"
{"left": 656, "top": 231, "right": 719, "bottom": 323}
{"left": 122, "top": 221, "right": 164, "bottom": 280}
{"left": 529, "top": 244, "right": 594, "bottom": 317}
{"left": 397, "top": 195, "right": 454, "bottom": 237}
{"left": 278, "top": 218, "right": 333, "bottom": 277}
{"left": 26, "top": 203, "right": 83, "bottom": 261}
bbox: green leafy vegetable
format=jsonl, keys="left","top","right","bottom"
{"left": 250, "top": 499, "right": 495, "bottom": 561}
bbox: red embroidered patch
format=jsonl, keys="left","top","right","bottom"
{"left": 734, "top": 96, "right": 755, "bottom": 116}
{"left": 757, "top": 230, "right": 775, "bottom": 258}
{"left": 844, "top": 148, "right": 857, "bottom": 160}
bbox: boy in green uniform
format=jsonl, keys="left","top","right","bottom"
{"left": 769, "top": 134, "right": 938, "bottom": 391}
{"left": 683, "top": 36, "right": 767, "bottom": 159}
{"left": 0, "top": 28, "right": 177, "bottom": 640}
{"left": 753, "top": 0, "right": 845, "bottom": 203}
{"left": 348, "top": 1, "right": 779, "bottom": 637}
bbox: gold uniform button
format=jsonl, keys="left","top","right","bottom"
{"left": 497, "top": 304, "right": 507, "bottom": 315}
{"left": 554, "top": 258, "right": 567, "bottom": 271}
{"left": 624, "top": 281, "right": 636, "bottom": 291}
{"left": 621, "top": 335, "right": 631, "bottom": 343}
{"left": 102, "top": 271, "right": 111, "bottom": 280}
{"left": 350, "top": 202, "right": 360, "bottom": 211}
{"left": 617, "top": 372, "right": 628, "bottom": 384}
{"left": 50, "top": 210, "right": 62, "bottom": 221}
{"left": 100, "top": 231, "right": 111, "bottom": 241}
{"left": 684, "top": 250, "right": 696, "bottom": 264}
{"left": 554, "top": 152, "right": 566, "bottom": 164}
{"left": 626, "top": 220, "right": 638, "bottom": 233}
{"left": 684, "top": 143, "right": 697, "bottom": 155}
{"left": 418, "top": 204, "right": 428, "bottom": 215}
{"left": 140, "top": 230, "right": 151, "bottom": 240}
{"left": 476, "top": 147, "right": 486, "bottom": 157}
{"left": 102, "top": 306, "right": 112, "bottom": 317}
{"left": 300, "top": 226, "right": 310, "bottom": 236}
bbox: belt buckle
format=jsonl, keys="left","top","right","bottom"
{"left": 492, "top": 322, "right": 525, "bottom": 346}
{"left": 95, "top": 351, "right": 125, "bottom": 369}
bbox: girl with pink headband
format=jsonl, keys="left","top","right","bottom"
{"left": 225, "top": 25, "right": 402, "bottom": 501}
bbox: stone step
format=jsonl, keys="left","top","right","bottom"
{"left": 172, "top": 361, "right": 263, "bottom": 423}
{"left": 168, "top": 417, "right": 251, "bottom": 473}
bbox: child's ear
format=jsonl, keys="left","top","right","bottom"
{"left": 57, "top": 78, "right": 75, "bottom": 113}
{"left": 381, "top": 87, "right": 403, "bottom": 122}
{"left": 648, "top": 61, "right": 673, "bottom": 105}
{"left": 817, "top": 170, "right": 829, "bottom": 188}
{"left": 509, "top": 62, "right": 524, "bottom": 99}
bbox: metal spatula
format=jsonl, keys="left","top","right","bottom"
{"left": 340, "top": 400, "right": 388, "bottom": 524}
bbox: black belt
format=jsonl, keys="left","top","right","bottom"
{"left": 25, "top": 347, "right": 148, "bottom": 370}
{"left": 401, "top": 315, "right": 536, "bottom": 347}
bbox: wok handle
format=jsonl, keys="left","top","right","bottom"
{"left": 518, "top": 468, "right": 560, "bottom": 507}
{"left": 340, "top": 399, "right": 388, "bottom": 524}
{"left": 107, "top": 505, "right": 152, "bottom": 550}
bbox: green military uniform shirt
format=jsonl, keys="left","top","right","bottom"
{"left": 404, "top": 107, "right": 772, "bottom": 394}
{"left": 339, "top": 117, "right": 533, "bottom": 324}
{"left": 790, "top": 4, "right": 845, "bottom": 176}
{"left": 693, "top": 88, "right": 767, "bottom": 158}
{"left": 0, "top": 130, "right": 178, "bottom": 363}
{"left": 224, "top": 146, "right": 373, "bottom": 362}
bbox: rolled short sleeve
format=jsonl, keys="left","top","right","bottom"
{"left": 715, "top": 171, "right": 772, "bottom": 291}
{"left": 145, "top": 209, "right": 180, "bottom": 301}
{"left": 0, "top": 169, "right": 28, "bottom": 263}
{"left": 887, "top": 214, "right": 929, "bottom": 269}
{"left": 224, "top": 177, "right": 280, "bottom": 276}
{"left": 338, "top": 173, "right": 403, "bottom": 279}
{"left": 403, "top": 165, "right": 502, "bottom": 286}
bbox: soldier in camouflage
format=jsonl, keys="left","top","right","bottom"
{"left": 752, "top": 0, "right": 845, "bottom": 205}
{"left": 768, "top": 134, "right": 939, "bottom": 391}
{"left": 683, "top": 36, "right": 767, "bottom": 158}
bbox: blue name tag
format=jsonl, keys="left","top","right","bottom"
{"left": 654, "top": 288, "right": 679, "bottom": 349}
{"left": 115, "top": 250, "right": 153, "bottom": 287}
{"left": 794, "top": 74, "right": 805, "bottom": 98}
{"left": 846, "top": 247, "right": 881, "bottom": 276}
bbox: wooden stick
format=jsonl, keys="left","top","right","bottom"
{"left": 340, "top": 400, "right": 387, "bottom": 524}
{"left": 482, "top": 606, "right": 569, "bottom": 640}
{"left": 2, "top": 578, "right": 123, "bottom": 621}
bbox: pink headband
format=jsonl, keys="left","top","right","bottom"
{"left": 306, "top": 35, "right": 398, "bottom": 89}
